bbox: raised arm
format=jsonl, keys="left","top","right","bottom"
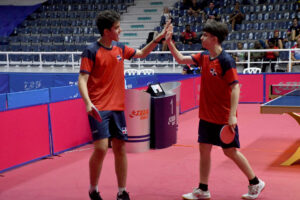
{"left": 134, "top": 20, "right": 171, "bottom": 58}
{"left": 166, "top": 24, "right": 195, "bottom": 65}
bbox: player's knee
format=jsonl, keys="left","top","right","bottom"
{"left": 222, "top": 148, "right": 236, "bottom": 158}
{"left": 94, "top": 145, "right": 108, "bottom": 155}
{"left": 112, "top": 141, "right": 126, "bottom": 155}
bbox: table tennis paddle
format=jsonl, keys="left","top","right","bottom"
{"left": 88, "top": 105, "right": 102, "bottom": 122}
{"left": 220, "top": 125, "right": 235, "bottom": 144}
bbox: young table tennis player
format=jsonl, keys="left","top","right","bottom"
{"left": 78, "top": 10, "right": 170, "bottom": 200}
{"left": 165, "top": 20, "right": 265, "bottom": 199}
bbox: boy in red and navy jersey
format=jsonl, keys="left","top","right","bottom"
{"left": 78, "top": 10, "right": 170, "bottom": 200}
{"left": 166, "top": 20, "right": 265, "bottom": 200}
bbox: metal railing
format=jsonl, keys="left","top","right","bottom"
{"left": 0, "top": 48, "right": 299, "bottom": 72}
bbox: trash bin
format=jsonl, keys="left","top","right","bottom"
{"left": 161, "top": 81, "right": 181, "bottom": 127}
{"left": 124, "top": 89, "right": 151, "bottom": 153}
{"left": 150, "top": 93, "right": 177, "bottom": 149}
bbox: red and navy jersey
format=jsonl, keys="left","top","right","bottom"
{"left": 80, "top": 41, "right": 136, "bottom": 111}
{"left": 192, "top": 50, "right": 238, "bottom": 124}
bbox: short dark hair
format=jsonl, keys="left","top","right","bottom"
{"left": 203, "top": 20, "right": 228, "bottom": 44}
{"left": 96, "top": 10, "right": 120, "bottom": 36}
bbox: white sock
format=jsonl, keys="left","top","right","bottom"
{"left": 89, "top": 185, "right": 98, "bottom": 193}
{"left": 118, "top": 187, "right": 126, "bottom": 195}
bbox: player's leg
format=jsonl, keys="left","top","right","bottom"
{"left": 182, "top": 143, "right": 212, "bottom": 200}
{"left": 222, "top": 148, "right": 265, "bottom": 199}
{"left": 199, "top": 143, "right": 212, "bottom": 185}
{"left": 110, "top": 111, "right": 130, "bottom": 200}
{"left": 182, "top": 120, "right": 213, "bottom": 200}
{"left": 111, "top": 138, "right": 128, "bottom": 188}
{"left": 223, "top": 147, "right": 255, "bottom": 179}
{"left": 88, "top": 111, "right": 111, "bottom": 200}
{"left": 90, "top": 138, "right": 109, "bottom": 187}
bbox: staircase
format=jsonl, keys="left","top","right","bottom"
{"left": 119, "top": 0, "right": 178, "bottom": 49}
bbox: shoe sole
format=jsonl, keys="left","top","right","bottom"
{"left": 182, "top": 197, "right": 211, "bottom": 200}
{"left": 241, "top": 182, "right": 266, "bottom": 199}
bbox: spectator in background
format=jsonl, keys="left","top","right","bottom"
{"left": 251, "top": 40, "right": 265, "bottom": 68}
{"left": 291, "top": 37, "right": 300, "bottom": 71}
{"left": 187, "top": 0, "right": 205, "bottom": 17}
{"left": 182, "top": 0, "right": 191, "bottom": 10}
{"left": 229, "top": 2, "right": 245, "bottom": 31}
{"left": 182, "top": 64, "right": 200, "bottom": 74}
{"left": 203, "top": 2, "right": 220, "bottom": 21}
{"left": 287, "top": 17, "right": 300, "bottom": 41}
{"left": 161, "top": 6, "right": 172, "bottom": 26}
{"left": 233, "top": 42, "right": 247, "bottom": 72}
{"left": 265, "top": 30, "right": 283, "bottom": 49}
{"left": 262, "top": 38, "right": 279, "bottom": 72}
{"left": 180, "top": 24, "right": 197, "bottom": 44}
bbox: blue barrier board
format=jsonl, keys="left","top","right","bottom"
{"left": 9, "top": 74, "right": 54, "bottom": 92}
{"left": 0, "top": 74, "right": 9, "bottom": 94}
{"left": 0, "top": 93, "right": 6, "bottom": 111}
{"left": 136, "top": 75, "right": 158, "bottom": 87}
{"left": 54, "top": 74, "right": 78, "bottom": 87}
{"left": 50, "top": 85, "right": 81, "bottom": 102}
{"left": 7, "top": 88, "right": 50, "bottom": 109}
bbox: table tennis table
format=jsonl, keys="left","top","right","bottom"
{"left": 261, "top": 89, "right": 300, "bottom": 166}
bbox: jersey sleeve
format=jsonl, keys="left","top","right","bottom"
{"left": 80, "top": 48, "right": 95, "bottom": 74}
{"left": 124, "top": 45, "right": 136, "bottom": 60}
{"left": 191, "top": 53, "right": 202, "bottom": 66}
{"left": 223, "top": 58, "right": 238, "bottom": 85}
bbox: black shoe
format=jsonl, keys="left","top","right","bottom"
{"left": 89, "top": 191, "right": 103, "bottom": 200}
{"left": 117, "top": 191, "right": 130, "bottom": 200}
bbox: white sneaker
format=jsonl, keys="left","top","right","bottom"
{"left": 182, "top": 188, "right": 211, "bottom": 200}
{"left": 242, "top": 179, "right": 265, "bottom": 199}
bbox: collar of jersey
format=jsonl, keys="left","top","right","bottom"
{"left": 98, "top": 41, "right": 113, "bottom": 50}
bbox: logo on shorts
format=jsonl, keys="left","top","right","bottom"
{"left": 121, "top": 127, "right": 127, "bottom": 135}
{"left": 116, "top": 55, "right": 122, "bottom": 61}
{"left": 129, "top": 109, "right": 149, "bottom": 120}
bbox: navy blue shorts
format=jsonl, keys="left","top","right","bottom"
{"left": 198, "top": 119, "right": 240, "bottom": 149}
{"left": 88, "top": 110, "right": 128, "bottom": 141}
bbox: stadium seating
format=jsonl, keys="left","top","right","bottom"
{"left": 0, "top": 0, "right": 298, "bottom": 69}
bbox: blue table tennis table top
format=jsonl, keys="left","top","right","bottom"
{"left": 261, "top": 89, "right": 300, "bottom": 114}
{"left": 265, "top": 89, "right": 300, "bottom": 107}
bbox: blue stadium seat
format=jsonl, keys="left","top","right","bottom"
{"left": 269, "top": 13, "right": 276, "bottom": 20}
{"left": 248, "top": 42, "right": 254, "bottom": 49}
{"left": 245, "top": 14, "right": 250, "bottom": 21}
{"left": 262, "top": 32, "right": 268, "bottom": 40}
{"left": 241, "top": 32, "right": 246, "bottom": 40}
{"left": 284, "top": 12, "right": 289, "bottom": 19}
{"left": 0, "top": 54, "right": 7, "bottom": 62}
{"left": 254, "top": 32, "right": 262, "bottom": 40}
{"left": 279, "top": 51, "right": 289, "bottom": 61}
{"left": 176, "top": 43, "right": 183, "bottom": 51}
{"left": 255, "top": 5, "right": 261, "bottom": 12}
{"left": 145, "top": 54, "right": 157, "bottom": 62}
{"left": 246, "top": 23, "right": 252, "bottom": 31}
{"left": 259, "top": 22, "right": 265, "bottom": 30}
{"left": 257, "top": 13, "right": 263, "bottom": 21}
{"left": 250, "top": 13, "right": 256, "bottom": 21}
{"left": 248, "top": 32, "right": 254, "bottom": 40}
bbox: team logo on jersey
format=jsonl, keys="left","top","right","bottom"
{"left": 116, "top": 55, "right": 122, "bottom": 61}
{"left": 121, "top": 127, "right": 127, "bottom": 135}
{"left": 210, "top": 68, "right": 217, "bottom": 76}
